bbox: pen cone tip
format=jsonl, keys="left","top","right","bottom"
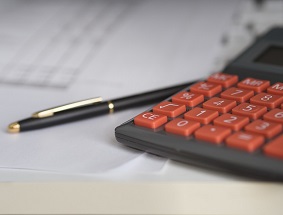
{"left": 7, "top": 122, "right": 20, "bottom": 133}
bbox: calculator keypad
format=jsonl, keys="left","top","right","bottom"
{"left": 133, "top": 73, "right": 283, "bottom": 160}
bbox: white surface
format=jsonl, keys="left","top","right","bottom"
{"left": 0, "top": 0, "right": 238, "bottom": 177}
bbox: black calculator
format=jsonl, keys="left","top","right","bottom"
{"left": 115, "top": 28, "right": 283, "bottom": 180}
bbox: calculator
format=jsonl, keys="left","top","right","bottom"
{"left": 115, "top": 28, "right": 283, "bottom": 180}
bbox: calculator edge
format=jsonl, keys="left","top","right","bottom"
{"left": 115, "top": 121, "right": 283, "bottom": 181}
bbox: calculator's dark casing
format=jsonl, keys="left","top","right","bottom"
{"left": 115, "top": 28, "right": 283, "bottom": 180}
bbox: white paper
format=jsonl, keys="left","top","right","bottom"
{"left": 0, "top": 0, "right": 239, "bottom": 174}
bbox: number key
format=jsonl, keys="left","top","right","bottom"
{"left": 263, "top": 109, "right": 283, "bottom": 124}
{"left": 184, "top": 107, "right": 219, "bottom": 124}
{"left": 245, "top": 120, "right": 282, "bottom": 138}
{"left": 250, "top": 93, "right": 283, "bottom": 109}
{"left": 232, "top": 103, "right": 267, "bottom": 120}
{"left": 213, "top": 113, "right": 249, "bottom": 131}
{"left": 165, "top": 118, "right": 200, "bottom": 136}
{"left": 221, "top": 87, "right": 254, "bottom": 103}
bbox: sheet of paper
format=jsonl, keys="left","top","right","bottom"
{"left": 0, "top": 0, "right": 240, "bottom": 174}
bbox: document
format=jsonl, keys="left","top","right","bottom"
{"left": 0, "top": 0, "right": 241, "bottom": 174}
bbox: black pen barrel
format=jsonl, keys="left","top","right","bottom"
{"left": 18, "top": 81, "right": 194, "bottom": 131}
{"left": 19, "top": 102, "right": 110, "bottom": 131}
{"left": 113, "top": 82, "right": 192, "bottom": 111}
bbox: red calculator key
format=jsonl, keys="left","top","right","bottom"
{"left": 237, "top": 78, "right": 270, "bottom": 93}
{"left": 190, "top": 82, "right": 222, "bottom": 97}
{"left": 226, "top": 132, "right": 264, "bottom": 152}
{"left": 134, "top": 112, "right": 167, "bottom": 129}
{"left": 232, "top": 103, "right": 267, "bottom": 120}
{"left": 263, "top": 135, "right": 283, "bottom": 160}
{"left": 267, "top": 82, "right": 283, "bottom": 95}
{"left": 153, "top": 101, "right": 186, "bottom": 118}
{"left": 264, "top": 109, "right": 283, "bottom": 124}
{"left": 203, "top": 97, "right": 236, "bottom": 113}
{"left": 250, "top": 93, "right": 283, "bottom": 109}
{"left": 172, "top": 91, "right": 204, "bottom": 107}
{"left": 207, "top": 73, "right": 238, "bottom": 88}
{"left": 213, "top": 113, "right": 249, "bottom": 131}
{"left": 245, "top": 120, "right": 282, "bottom": 138}
{"left": 165, "top": 118, "right": 200, "bottom": 136}
{"left": 195, "top": 125, "right": 231, "bottom": 144}
{"left": 184, "top": 107, "right": 219, "bottom": 124}
{"left": 221, "top": 87, "right": 254, "bottom": 103}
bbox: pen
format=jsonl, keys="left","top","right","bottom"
{"left": 8, "top": 81, "right": 196, "bottom": 133}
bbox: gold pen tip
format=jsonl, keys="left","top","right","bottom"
{"left": 7, "top": 122, "right": 20, "bottom": 133}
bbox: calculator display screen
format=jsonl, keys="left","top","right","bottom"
{"left": 255, "top": 46, "right": 283, "bottom": 67}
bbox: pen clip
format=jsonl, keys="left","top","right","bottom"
{"left": 32, "top": 97, "right": 103, "bottom": 118}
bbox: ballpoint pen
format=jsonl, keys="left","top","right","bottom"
{"left": 8, "top": 80, "right": 196, "bottom": 133}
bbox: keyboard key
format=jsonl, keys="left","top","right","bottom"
{"left": 172, "top": 91, "right": 204, "bottom": 107}
{"left": 184, "top": 107, "right": 218, "bottom": 124}
{"left": 165, "top": 118, "right": 200, "bottom": 136}
{"left": 226, "top": 132, "right": 264, "bottom": 152}
{"left": 267, "top": 82, "right": 283, "bottom": 95}
{"left": 153, "top": 101, "right": 186, "bottom": 117}
{"left": 263, "top": 135, "right": 283, "bottom": 160}
{"left": 232, "top": 103, "right": 267, "bottom": 120}
{"left": 190, "top": 82, "right": 222, "bottom": 97}
{"left": 250, "top": 93, "right": 283, "bottom": 109}
{"left": 213, "top": 113, "right": 249, "bottom": 131}
{"left": 134, "top": 112, "right": 167, "bottom": 129}
{"left": 195, "top": 125, "right": 231, "bottom": 144}
{"left": 245, "top": 120, "right": 282, "bottom": 138}
{"left": 207, "top": 73, "right": 238, "bottom": 88}
{"left": 221, "top": 87, "right": 254, "bottom": 103}
{"left": 237, "top": 78, "right": 270, "bottom": 93}
{"left": 264, "top": 109, "right": 283, "bottom": 124}
{"left": 203, "top": 97, "right": 236, "bottom": 113}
